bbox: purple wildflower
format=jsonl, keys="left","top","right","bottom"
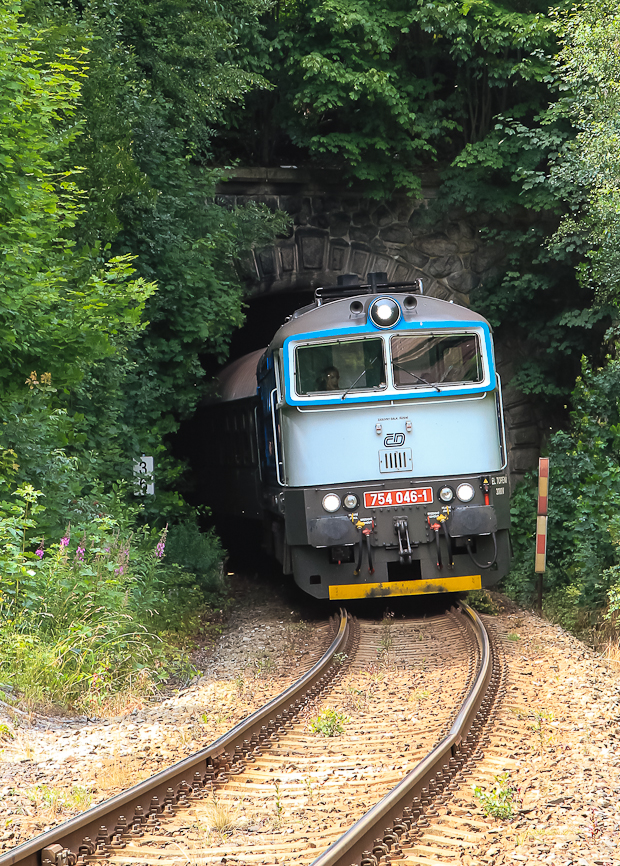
{"left": 115, "top": 565, "right": 124, "bottom": 576}
{"left": 35, "top": 548, "right": 44, "bottom": 559}
{"left": 155, "top": 524, "right": 168, "bottom": 559}
{"left": 76, "top": 546, "right": 85, "bottom": 562}
{"left": 60, "top": 536, "right": 70, "bottom": 548}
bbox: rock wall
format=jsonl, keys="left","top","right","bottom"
{"left": 216, "top": 167, "right": 544, "bottom": 487}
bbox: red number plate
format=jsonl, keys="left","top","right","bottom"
{"left": 364, "top": 487, "right": 434, "bottom": 508}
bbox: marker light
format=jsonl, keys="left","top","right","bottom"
{"left": 369, "top": 297, "right": 401, "bottom": 329}
{"left": 343, "top": 493, "right": 358, "bottom": 510}
{"left": 456, "top": 483, "right": 475, "bottom": 503}
{"left": 322, "top": 494, "right": 341, "bottom": 513}
{"left": 438, "top": 486, "right": 454, "bottom": 503}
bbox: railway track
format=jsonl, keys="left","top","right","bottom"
{"left": 1, "top": 603, "right": 502, "bottom": 866}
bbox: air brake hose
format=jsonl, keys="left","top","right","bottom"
{"left": 466, "top": 531, "right": 498, "bottom": 570}
{"left": 364, "top": 528, "right": 375, "bottom": 575}
{"left": 442, "top": 521, "right": 454, "bottom": 569}
{"left": 427, "top": 517, "right": 443, "bottom": 570}
{"left": 354, "top": 528, "right": 364, "bottom": 576}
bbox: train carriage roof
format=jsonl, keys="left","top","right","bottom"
{"left": 267, "top": 291, "right": 490, "bottom": 352}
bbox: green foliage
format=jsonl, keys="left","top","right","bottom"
{"left": 0, "top": 2, "right": 155, "bottom": 390}
{"left": 548, "top": 1, "right": 620, "bottom": 311}
{"left": 48, "top": 0, "right": 287, "bottom": 409}
{"left": 0, "top": 0, "right": 286, "bottom": 518}
{"left": 474, "top": 772, "right": 519, "bottom": 819}
{"left": 0, "top": 485, "right": 224, "bottom": 709}
{"left": 309, "top": 708, "right": 349, "bottom": 737}
{"left": 235, "top": 0, "right": 556, "bottom": 197}
{"left": 465, "top": 589, "right": 499, "bottom": 615}
{"left": 165, "top": 522, "right": 225, "bottom": 600}
{"left": 506, "top": 357, "right": 620, "bottom": 627}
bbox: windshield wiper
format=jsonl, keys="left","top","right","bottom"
{"left": 341, "top": 356, "right": 379, "bottom": 400}
{"left": 393, "top": 363, "right": 441, "bottom": 392}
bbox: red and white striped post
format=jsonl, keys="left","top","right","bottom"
{"left": 535, "top": 457, "right": 549, "bottom": 610}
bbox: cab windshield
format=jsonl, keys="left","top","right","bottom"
{"left": 391, "top": 333, "right": 482, "bottom": 387}
{"left": 295, "top": 337, "right": 385, "bottom": 395}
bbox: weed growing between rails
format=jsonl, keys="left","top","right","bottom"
{"left": 474, "top": 772, "right": 522, "bottom": 819}
{"left": 378, "top": 609, "right": 394, "bottom": 667}
{"left": 309, "top": 708, "right": 349, "bottom": 736}
{"left": 0, "top": 484, "right": 228, "bottom": 712}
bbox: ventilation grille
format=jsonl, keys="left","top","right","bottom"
{"left": 379, "top": 449, "right": 413, "bottom": 473}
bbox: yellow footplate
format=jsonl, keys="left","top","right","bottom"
{"left": 328, "top": 574, "right": 482, "bottom": 600}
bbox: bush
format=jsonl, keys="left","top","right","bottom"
{"left": 0, "top": 482, "right": 225, "bottom": 710}
{"left": 165, "top": 522, "right": 225, "bottom": 600}
{"left": 506, "top": 357, "right": 620, "bottom": 632}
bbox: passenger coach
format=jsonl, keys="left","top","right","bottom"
{"left": 204, "top": 274, "right": 510, "bottom": 600}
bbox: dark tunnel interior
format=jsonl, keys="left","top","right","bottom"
{"left": 170, "top": 288, "right": 313, "bottom": 510}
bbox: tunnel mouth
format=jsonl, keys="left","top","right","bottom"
{"left": 170, "top": 287, "right": 314, "bottom": 509}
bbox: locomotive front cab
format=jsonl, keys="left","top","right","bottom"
{"left": 263, "top": 286, "right": 510, "bottom": 600}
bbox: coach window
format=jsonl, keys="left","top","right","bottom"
{"left": 391, "top": 333, "right": 483, "bottom": 387}
{"left": 295, "top": 338, "right": 386, "bottom": 396}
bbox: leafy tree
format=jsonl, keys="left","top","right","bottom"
{"left": 17, "top": 0, "right": 288, "bottom": 512}
{"left": 231, "top": 0, "right": 556, "bottom": 196}
{"left": 0, "top": 1, "right": 153, "bottom": 393}
{"left": 548, "top": 1, "right": 620, "bottom": 312}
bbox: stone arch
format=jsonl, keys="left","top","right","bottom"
{"left": 216, "top": 168, "right": 499, "bottom": 303}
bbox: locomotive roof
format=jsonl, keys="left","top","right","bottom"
{"left": 267, "top": 292, "right": 490, "bottom": 352}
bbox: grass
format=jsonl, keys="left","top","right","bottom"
{"left": 284, "top": 621, "right": 309, "bottom": 655}
{"left": 408, "top": 688, "right": 431, "bottom": 704}
{"left": 202, "top": 796, "right": 242, "bottom": 835}
{"left": 530, "top": 709, "right": 555, "bottom": 756}
{"left": 27, "top": 784, "right": 92, "bottom": 816}
{"left": 247, "top": 652, "right": 275, "bottom": 679}
{"left": 377, "top": 610, "right": 394, "bottom": 666}
{"left": 600, "top": 639, "right": 620, "bottom": 667}
{"left": 0, "top": 495, "right": 229, "bottom": 713}
{"left": 272, "top": 780, "right": 283, "bottom": 828}
{"left": 96, "top": 754, "right": 151, "bottom": 792}
{"left": 0, "top": 723, "right": 13, "bottom": 741}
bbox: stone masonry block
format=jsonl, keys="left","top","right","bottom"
{"left": 415, "top": 233, "right": 459, "bottom": 257}
{"left": 379, "top": 224, "right": 413, "bottom": 245}
{"left": 297, "top": 229, "right": 328, "bottom": 270}
{"left": 427, "top": 255, "right": 460, "bottom": 279}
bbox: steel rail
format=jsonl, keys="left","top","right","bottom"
{"left": 1, "top": 611, "right": 350, "bottom": 866}
{"left": 309, "top": 601, "right": 492, "bottom": 866}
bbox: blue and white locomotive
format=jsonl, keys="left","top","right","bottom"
{"left": 206, "top": 274, "right": 510, "bottom": 600}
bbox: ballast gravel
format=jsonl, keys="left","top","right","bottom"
{"left": 452, "top": 605, "right": 620, "bottom": 866}
{"left": 2, "top": 592, "right": 620, "bottom": 865}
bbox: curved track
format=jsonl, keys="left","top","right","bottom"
{"left": 0, "top": 603, "right": 501, "bottom": 866}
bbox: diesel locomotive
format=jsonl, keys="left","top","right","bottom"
{"left": 204, "top": 274, "right": 510, "bottom": 600}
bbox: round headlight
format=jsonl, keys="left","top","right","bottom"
{"left": 369, "top": 297, "right": 401, "bottom": 329}
{"left": 343, "top": 493, "right": 358, "bottom": 510}
{"left": 439, "top": 486, "right": 454, "bottom": 503}
{"left": 322, "top": 493, "right": 341, "bottom": 513}
{"left": 456, "top": 483, "right": 475, "bottom": 503}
